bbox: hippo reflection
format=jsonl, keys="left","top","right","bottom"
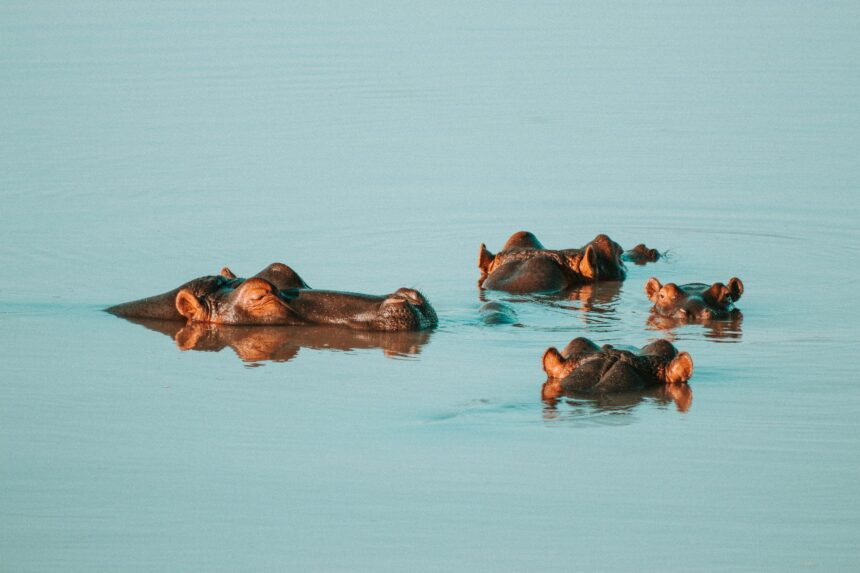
{"left": 124, "top": 317, "right": 432, "bottom": 363}
{"left": 646, "top": 277, "right": 744, "bottom": 320}
{"left": 106, "top": 263, "right": 437, "bottom": 332}
{"left": 541, "top": 337, "right": 694, "bottom": 398}
{"left": 646, "top": 312, "right": 744, "bottom": 341}
{"left": 478, "top": 231, "right": 660, "bottom": 294}
{"left": 542, "top": 384, "right": 693, "bottom": 420}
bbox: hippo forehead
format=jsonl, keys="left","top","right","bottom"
{"left": 660, "top": 283, "right": 684, "bottom": 299}
{"left": 182, "top": 275, "right": 237, "bottom": 298}
{"left": 589, "top": 234, "right": 624, "bottom": 260}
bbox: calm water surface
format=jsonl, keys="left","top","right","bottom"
{"left": 2, "top": 2, "right": 859, "bottom": 571}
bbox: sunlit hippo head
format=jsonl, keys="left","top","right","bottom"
{"left": 645, "top": 277, "right": 744, "bottom": 320}
{"left": 541, "top": 336, "right": 694, "bottom": 399}
{"left": 107, "top": 264, "right": 437, "bottom": 332}
{"left": 174, "top": 280, "right": 436, "bottom": 331}
{"left": 477, "top": 231, "right": 631, "bottom": 293}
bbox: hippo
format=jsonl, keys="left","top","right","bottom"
{"left": 477, "top": 231, "right": 660, "bottom": 294}
{"left": 622, "top": 243, "right": 661, "bottom": 265}
{"left": 106, "top": 263, "right": 437, "bottom": 332}
{"left": 645, "top": 277, "right": 743, "bottom": 320}
{"left": 541, "top": 337, "right": 693, "bottom": 399}
{"left": 123, "top": 317, "right": 431, "bottom": 362}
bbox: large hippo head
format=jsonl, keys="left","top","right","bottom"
{"left": 645, "top": 277, "right": 744, "bottom": 320}
{"left": 175, "top": 280, "right": 437, "bottom": 331}
{"left": 107, "top": 263, "right": 437, "bottom": 332}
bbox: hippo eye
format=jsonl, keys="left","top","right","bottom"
{"left": 248, "top": 289, "right": 271, "bottom": 302}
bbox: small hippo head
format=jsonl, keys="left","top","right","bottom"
{"left": 373, "top": 288, "right": 439, "bottom": 331}
{"left": 623, "top": 243, "right": 661, "bottom": 265}
{"left": 578, "top": 234, "right": 627, "bottom": 281}
{"left": 175, "top": 277, "right": 297, "bottom": 325}
{"left": 645, "top": 277, "right": 744, "bottom": 320}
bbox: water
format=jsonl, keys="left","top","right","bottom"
{"left": 2, "top": 2, "right": 859, "bottom": 571}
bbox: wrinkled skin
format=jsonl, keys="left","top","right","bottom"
{"left": 106, "top": 263, "right": 437, "bottom": 332}
{"left": 478, "top": 231, "right": 659, "bottom": 294}
{"left": 541, "top": 337, "right": 694, "bottom": 398}
{"left": 645, "top": 277, "right": 744, "bottom": 320}
{"left": 124, "top": 317, "right": 431, "bottom": 362}
{"left": 104, "top": 263, "right": 310, "bottom": 321}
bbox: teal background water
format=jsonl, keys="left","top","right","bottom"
{"left": 2, "top": 2, "right": 859, "bottom": 571}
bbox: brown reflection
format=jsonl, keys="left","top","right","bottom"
{"left": 556, "top": 281, "right": 622, "bottom": 311}
{"left": 479, "top": 281, "right": 622, "bottom": 312}
{"left": 646, "top": 311, "right": 744, "bottom": 341}
{"left": 541, "top": 383, "right": 693, "bottom": 421}
{"left": 121, "top": 317, "right": 431, "bottom": 363}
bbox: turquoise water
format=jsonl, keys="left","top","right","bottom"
{"left": 2, "top": 2, "right": 859, "bottom": 571}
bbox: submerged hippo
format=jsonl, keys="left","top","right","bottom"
{"left": 622, "top": 243, "right": 661, "bottom": 265}
{"left": 645, "top": 277, "right": 743, "bottom": 320}
{"left": 541, "top": 337, "right": 693, "bottom": 399}
{"left": 106, "top": 263, "right": 437, "bottom": 332}
{"left": 477, "top": 231, "right": 659, "bottom": 294}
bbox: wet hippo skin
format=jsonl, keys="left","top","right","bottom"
{"left": 477, "top": 231, "right": 660, "bottom": 294}
{"left": 541, "top": 337, "right": 694, "bottom": 400}
{"left": 645, "top": 276, "right": 743, "bottom": 320}
{"left": 106, "top": 263, "right": 437, "bottom": 332}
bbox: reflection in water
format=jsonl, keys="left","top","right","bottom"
{"left": 646, "top": 312, "right": 744, "bottom": 341}
{"left": 542, "top": 384, "right": 693, "bottom": 425}
{"left": 122, "top": 318, "right": 432, "bottom": 363}
{"left": 479, "top": 282, "right": 622, "bottom": 329}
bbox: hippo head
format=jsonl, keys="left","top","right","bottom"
{"left": 542, "top": 337, "right": 694, "bottom": 385}
{"left": 175, "top": 277, "right": 298, "bottom": 325}
{"left": 174, "top": 279, "right": 437, "bottom": 331}
{"left": 577, "top": 234, "right": 627, "bottom": 281}
{"left": 645, "top": 277, "right": 744, "bottom": 320}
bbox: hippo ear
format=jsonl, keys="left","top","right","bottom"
{"left": 645, "top": 278, "right": 662, "bottom": 302}
{"left": 175, "top": 289, "right": 205, "bottom": 322}
{"left": 665, "top": 351, "right": 694, "bottom": 384}
{"left": 542, "top": 347, "right": 569, "bottom": 378}
{"left": 728, "top": 277, "right": 744, "bottom": 301}
{"left": 704, "top": 282, "right": 730, "bottom": 306}
{"left": 220, "top": 267, "right": 237, "bottom": 279}
{"left": 579, "top": 245, "right": 598, "bottom": 279}
{"left": 478, "top": 243, "right": 495, "bottom": 273}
